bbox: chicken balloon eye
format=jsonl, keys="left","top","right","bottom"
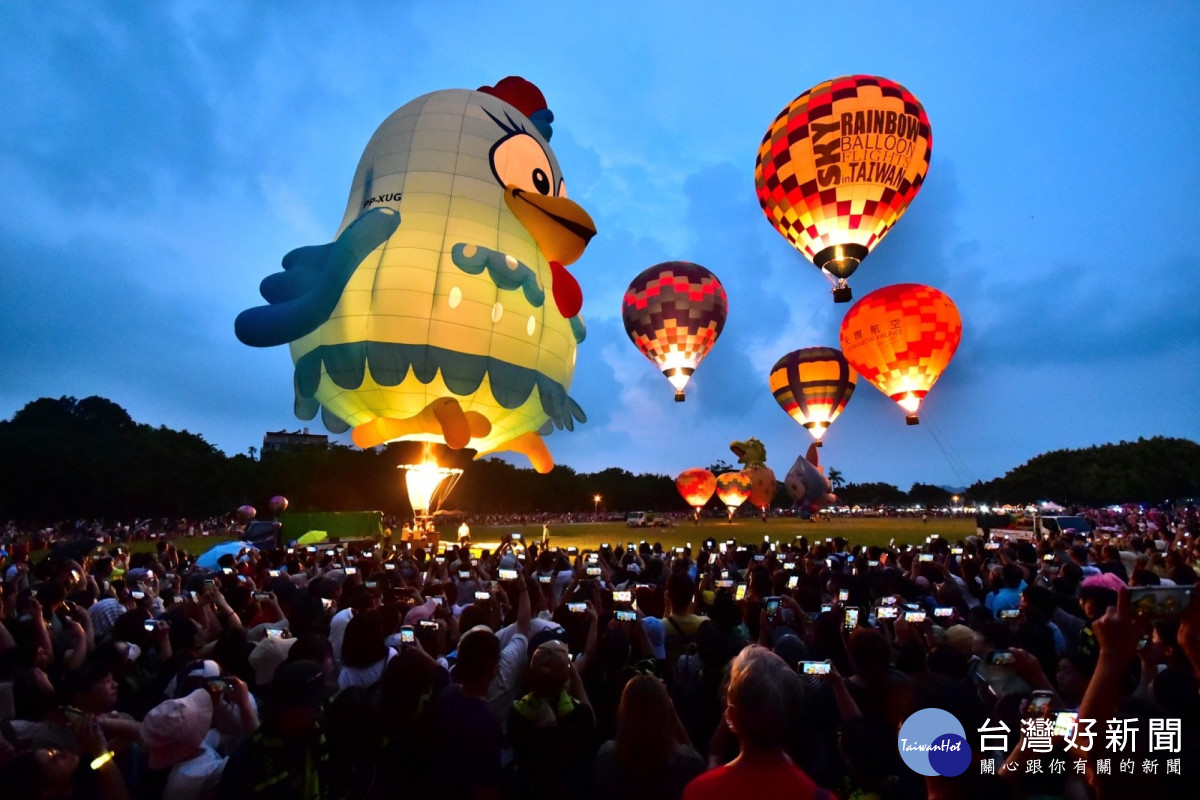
{"left": 490, "top": 132, "right": 557, "bottom": 196}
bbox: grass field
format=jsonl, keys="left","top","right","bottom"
{"left": 119, "top": 516, "right": 976, "bottom": 558}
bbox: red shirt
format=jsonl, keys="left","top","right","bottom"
{"left": 683, "top": 758, "right": 823, "bottom": 800}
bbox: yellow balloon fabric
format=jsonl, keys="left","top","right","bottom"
{"left": 756, "top": 76, "right": 932, "bottom": 295}
{"left": 716, "top": 471, "right": 753, "bottom": 510}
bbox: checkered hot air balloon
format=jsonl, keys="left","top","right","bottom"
{"left": 769, "top": 347, "right": 857, "bottom": 446}
{"left": 621, "top": 262, "right": 728, "bottom": 402}
{"left": 755, "top": 75, "right": 932, "bottom": 303}
{"left": 676, "top": 468, "right": 717, "bottom": 519}
{"left": 838, "top": 284, "right": 961, "bottom": 425}
{"left": 716, "top": 471, "right": 753, "bottom": 519}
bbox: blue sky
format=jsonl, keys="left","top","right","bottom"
{"left": 3, "top": 3, "right": 1198, "bottom": 492}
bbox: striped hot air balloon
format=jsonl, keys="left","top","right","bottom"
{"left": 838, "top": 283, "right": 962, "bottom": 425}
{"left": 755, "top": 75, "right": 932, "bottom": 302}
{"left": 769, "top": 347, "right": 857, "bottom": 446}
{"left": 716, "top": 471, "right": 753, "bottom": 520}
{"left": 622, "top": 262, "right": 728, "bottom": 401}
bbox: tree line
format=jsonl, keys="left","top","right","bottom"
{"left": 1, "top": 397, "right": 1196, "bottom": 524}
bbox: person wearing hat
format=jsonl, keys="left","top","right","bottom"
{"left": 249, "top": 635, "right": 298, "bottom": 690}
{"left": 507, "top": 639, "right": 597, "bottom": 798}
{"left": 142, "top": 689, "right": 225, "bottom": 800}
{"left": 217, "top": 660, "right": 330, "bottom": 800}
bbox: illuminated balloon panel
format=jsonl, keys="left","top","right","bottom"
{"left": 235, "top": 77, "right": 596, "bottom": 473}
{"left": 269, "top": 495, "right": 289, "bottom": 515}
{"left": 676, "top": 468, "right": 717, "bottom": 510}
{"left": 716, "top": 471, "right": 753, "bottom": 510}
{"left": 755, "top": 75, "right": 932, "bottom": 301}
{"left": 745, "top": 464, "right": 777, "bottom": 510}
{"left": 838, "top": 283, "right": 962, "bottom": 425}
{"left": 622, "top": 261, "right": 728, "bottom": 401}
{"left": 769, "top": 347, "right": 857, "bottom": 443}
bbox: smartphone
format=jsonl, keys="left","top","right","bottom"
{"left": 934, "top": 607, "right": 954, "bottom": 618}
{"left": 384, "top": 563, "right": 396, "bottom": 570}
{"left": 188, "top": 590, "right": 199, "bottom": 602}
{"left": 820, "top": 603, "right": 833, "bottom": 614}
{"left": 987, "top": 650, "right": 1015, "bottom": 666}
{"left": 586, "top": 567, "right": 602, "bottom": 577}
{"left": 268, "top": 569, "right": 280, "bottom": 578}
{"left": 512, "top": 533, "right": 522, "bottom": 540}
{"left": 720, "top": 570, "right": 730, "bottom": 579}
{"left": 203, "top": 579, "right": 216, "bottom": 591}
{"left": 429, "top": 596, "right": 444, "bottom": 606}
{"left": 265, "top": 628, "right": 286, "bottom": 639}
{"left": 344, "top": 567, "right": 357, "bottom": 575}
{"left": 131, "top": 590, "right": 145, "bottom": 600}
{"left": 1052, "top": 710, "right": 1079, "bottom": 738}
{"left": 880, "top": 596, "right": 898, "bottom": 606}
{"left": 876, "top": 606, "right": 899, "bottom": 620}
{"left": 615, "top": 609, "right": 637, "bottom": 622}
{"left": 843, "top": 607, "right": 860, "bottom": 631}
{"left": 1029, "top": 689, "right": 1053, "bottom": 714}
{"left": 719, "top": 542, "right": 727, "bottom": 553}
{"left": 400, "top": 626, "right": 415, "bottom": 644}
{"left": 205, "top": 677, "right": 231, "bottom": 692}
{"left": 787, "top": 575, "right": 800, "bottom": 589}
{"left": 837, "top": 589, "right": 849, "bottom": 602}
{"left": 1129, "top": 586, "right": 1194, "bottom": 618}
{"left": 918, "top": 553, "right": 934, "bottom": 563}
{"left": 735, "top": 584, "right": 747, "bottom": 601}
{"left": 800, "top": 660, "right": 831, "bottom": 676}
{"left": 868, "top": 560, "right": 879, "bottom": 567}
{"left": 999, "top": 608, "right": 1020, "bottom": 620}
{"left": 951, "top": 547, "right": 964, "bottom": 555}
{"left": 143, "top": 620, "right": 157, "bottom": 632}
{"left": 306, "top": 546, "right": 317, "bottom": 553}
{"left": 567, "top": 546, "right": 578, "bottom": 554}
{"left": 766, "top": 597, "right": 781, "bottom": 619}
{"left": 568, "top": 602, "right": 587, "bottom": 613}
{"left": 253, "top": 592, "right": 271, "bottom": 601}
{"left": 613, "top": 590, "right": 632, "bottom": 604}
{"left": 716, "top": 579, "right": 734, "bottom": 589}
{"left": 1042, "top": 553, "right": 1055, "bottom": 562}
{"left": 904, "top": 610, "right": 926, "bottom": 623}
{"left": 538, "top": 574, "right": 552, "bottom": 584}
{"left": 365, "top": 581, "right": 377, "bottom": 589}
{"left": 985, "top": 542, "right": 1000, "bottom": 550}
{"left": 321, "top": 598, "right": 333, "bottom": 609}
{"left": 499, "top": 569, "right": 519, "bottom": 580}
{"left": 419, "top": 619, "right": 439, "bottom": 629}
{"left": 459, "top": 571, "right": 471, "bottom": 580}
{"left": 435, "top": 556, "right": 446, "bottom": 565}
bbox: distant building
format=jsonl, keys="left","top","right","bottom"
{"left": 262, "top": 428, "right": 329, "bottom": 453}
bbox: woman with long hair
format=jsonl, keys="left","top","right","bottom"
{"left": 593, "top": 674, "right": 704, "bottom": 800}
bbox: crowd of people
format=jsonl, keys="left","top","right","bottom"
{"left": 2, "top": 509, "right": 1200, "bottom": 799}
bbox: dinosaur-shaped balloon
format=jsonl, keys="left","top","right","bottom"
{"left": 236, "top": 77, "right": 595, "bottom": 472}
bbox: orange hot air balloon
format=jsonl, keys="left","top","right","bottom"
{"left": 769, "top": 347, "right": 857, "bottom": 446}
{"left": 755, "top": 75, "right": 932, "bottom": 303}
{"left": 676, "top": 468, "right": 717, "bottom": 520}
{"left": 716, "top": 471, "right": 753, "bottom": 519}
{"left": 838, "top": 283, "right": 961, "bottom": 425}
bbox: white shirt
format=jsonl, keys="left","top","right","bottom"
{"left": 165, "top": 742, "right": 226, "bottom": 800}
{"left": 328, "top": 608, "right": 354, "bottom": 663}
{"left": 487, "top": 632, "right": 528, "bottom": 723}
{"left": 337, "top": 647, "right": 397, "bottom": 690}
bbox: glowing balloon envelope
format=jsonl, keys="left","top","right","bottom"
{"left": 716, "top": 471, "right": 753, "bottom": 518}
{"left": 769, "top": 347, "right": 857, "bottom": 445}
{"left": 269, "top": 495, "right": 289, "bottom": 515}
{"left": 838, "top": 283, "right": 962, "bottom": 425}
{"left": 235, "top": 77, "right": 595, "bottom": 474}
{"left": 676, "top": 468, "right": 717, "bottom": 516}
{"left": 744, "top": 464, "right": 777, "bottom": 512}
{"left": 622, "top": 261, "right": 728, "bottom": 402}
{"left": 236, "top": 505, "right": 256, "bottom": 523}
{"left": 755, "top": 75, "right": 932, "bottom": 302}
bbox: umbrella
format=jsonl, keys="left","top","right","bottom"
{"left": 195, "top": 541, "right": 256, "bottom": 571}
{"left": 295, "top": 530, "right": 328, "bottom": 545}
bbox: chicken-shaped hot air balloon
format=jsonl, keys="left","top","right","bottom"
{"left": 622, "top": 261, "right": 728, "bottom": 401}
{"left": 839, "top": 283, "right": 961, "bottom": 426}
{"left": 755, "top": 76, "right": 932, "bottom": 302}
{"left": 730, "top": 438, "right": 777, "bottom": 518}
{"left": 235, "top": 78, "right": 595, "bottom": 473}
{"left": 769, "top": 347, "right": 857, "bottom": 446}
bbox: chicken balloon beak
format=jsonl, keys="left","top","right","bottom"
{"left": 503, "top": 187, "right": 595, "bottom": 267}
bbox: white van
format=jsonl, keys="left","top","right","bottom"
{"left": 625, "top": 511, "right": 649, "bottom": 528}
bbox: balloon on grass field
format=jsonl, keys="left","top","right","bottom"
{"left": 838, "top": 283, "right": 961, "bottom": 425}
{"left": 235, "top": 76, "right": 596, "bottom": 473}
{"left": 269, "top": 495, "right": 289, "bottom": 515}
{"left": 785, "top": 444, "right": 837, "bottom": 514}
{"left": 730, "top": 437, "right": 777, "bottom": 516}
{"left": 756, "top": 75, "right": 932, "bottom": 302}
{"left": 676, "top": 468, "right": 717, "bottom": 520}
{"left": 769, "top": 347, "right": 857, "bottom": 445}
{"left": 716, "top": 471, "right": 753, "bottom": 520}
{"left": 622, "top": 261, "right": 728, "bottom": 402}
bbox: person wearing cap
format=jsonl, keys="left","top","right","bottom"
{"left": 217, "top": 660, "right": 330, "bottom": 800}
{"left": 142, "top": 689, "right": 226, "bottom": 800}
{"left": 507, "top": 639, "right": 597, "bottom": 798}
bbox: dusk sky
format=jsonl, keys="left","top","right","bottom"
{"left": 3, "top": 3, "right": 1198, "bottom": 493}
